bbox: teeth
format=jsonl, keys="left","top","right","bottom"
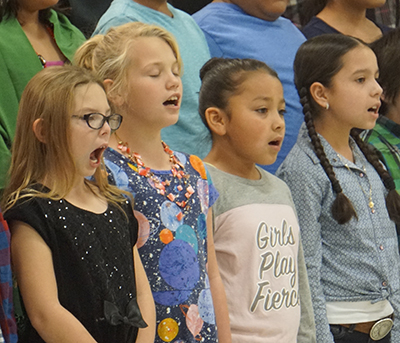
{"left": 90, "top": 157, "right": 99, "bottom": 163}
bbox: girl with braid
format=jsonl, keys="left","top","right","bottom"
{"left": 277, "top": 34, "right": 400, "bottom": 343}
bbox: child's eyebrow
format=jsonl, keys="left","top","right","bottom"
{"left": 253, "top": 96, "right": 286, "bottom": 105}
{"left": 352, "top": 68, "right": 379, "bottom": 75}
{"left": 78, "top": 107, "right": 111, "bottom": 115}
{"left": 143, "top": 60, "right": 179, "bottom": 69}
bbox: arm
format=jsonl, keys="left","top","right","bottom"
{"left": 133, "top": 246, "right": 155, "bottom": 343}
{"left": 206, "top": 209, "right": 232, "bottom": 343}
{"left": 11, "top": 221, "right": 98, "bottom": 343}
{"left": 278, "top": 164, "right": 335, "bottom": 343}
{"left": 296, "top": 239, "right": 316, "bottom": 343}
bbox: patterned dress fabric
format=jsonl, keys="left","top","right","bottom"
{"left": 104, "top": 147, "right": 219, "bottom": 343}
{"left": 4, "top": 192, "right": 144, "bottom": 343}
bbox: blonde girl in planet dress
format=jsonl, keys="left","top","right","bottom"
{"left": 75, "top": 22, "right": 231, "bottom": 343}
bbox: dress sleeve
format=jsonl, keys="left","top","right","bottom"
{"left": 278, "top": 164, "right": 335, "bottom": 343}
{"left": 4, "top": 197, "right": 52, "bottom": 247}
{"left": 204, "top": 164, "right": 219, "bottom": 208}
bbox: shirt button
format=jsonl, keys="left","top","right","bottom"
{"left": 379, "top": 245, "right": 384, "bottom": 251}
{"left": 382, "top": 281, "right": 388, "bottom": 287}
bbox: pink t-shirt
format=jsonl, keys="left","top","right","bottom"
{"left": 215, "top": 203, "right": 301, "bottom": 343}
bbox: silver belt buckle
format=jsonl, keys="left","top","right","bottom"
{"left": 369, "top": 317, "right": 393, "bottom": 341}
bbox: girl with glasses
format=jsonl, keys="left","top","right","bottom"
{"left": 1, "top": 65, "right": 155, "bottom": 343}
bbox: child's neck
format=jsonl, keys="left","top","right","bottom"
{"left": 314, "top": 119, "right": 354, "bottom": 162}
{"left": 109, "top": 128, "right": 172, "bottom": 171}
{"left": 204, "top": 142, "right": 261, "bottom": 180}
{"left": 133, "top": 0, "right": 172, "bottom": 17}
{"left": 65, "top": 180, "right": 108, "bottom": 214}
{"left": 17, "top": 7, "right": 40, "bottom": 26}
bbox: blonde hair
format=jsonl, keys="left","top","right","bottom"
{"left": 74, "top": 22, "right": 183, "bottom": 98}
{"left": 2, "top": 65, "right": 128, "bottom": 212}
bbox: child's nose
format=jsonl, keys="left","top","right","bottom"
{"left": 372, "top": 79, "right": 383, "bottom": 98}
{"left": 274, "top": 112, "right": 285, "bottom": 131}
{"left": 166, "top": 73, "right": 181, "bottom": 89}
{"left": 100, "top": 120, "right": 112, "bottom": 136}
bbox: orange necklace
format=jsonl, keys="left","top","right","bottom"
{"left": 115, "top": 135, "right": 194, "bottom": 217}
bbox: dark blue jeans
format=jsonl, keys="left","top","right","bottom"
{"left": 330, "top": 325, "right": 391, "bottom": 343}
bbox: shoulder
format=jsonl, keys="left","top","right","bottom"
{"left": 302, "top": 16, "right": 338, "bottom": 39}
{"left": 4, "top": 194, "right": 50, "bottom": 227}
{"left": 193, "top": 3, "right": 245, "bottom": 30}
{"left": 277, "top": 140, "right": 328, "bottom": 193}
{"left": 94, "top": 1, "right": 137, "bottom": 35}
{"left": 192, "top": 3, "right": 225, "bottom": 23}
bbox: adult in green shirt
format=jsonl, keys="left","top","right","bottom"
{"left": 0, "top": 0, "right": 85, "bottom": 190}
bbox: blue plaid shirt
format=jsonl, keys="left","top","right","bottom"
{"left": 277, "top": 124, "right": 400, "bottom": 343}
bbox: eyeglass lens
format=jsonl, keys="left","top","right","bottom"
{"left": 87, "top": 113, "right": 122, "bottom": 130}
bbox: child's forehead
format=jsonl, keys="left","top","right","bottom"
{"left": 238, "top": 70, "right": 281, "bottom": 88}
{"left": 338, "top": 46, "right": 378, "bottom": 75}
{"left": 231, "top": 72, "right": 284, "bottom": 102}
{"left": 126, "top": 36, "right": 178, "bottom": 66}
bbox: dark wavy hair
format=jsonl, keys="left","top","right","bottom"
{"left": 294, "top": 34, "right": 400, "bottom": 225}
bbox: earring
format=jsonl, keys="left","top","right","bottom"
{"left": 325, "top": 103, "right": 329, "bottom": 110}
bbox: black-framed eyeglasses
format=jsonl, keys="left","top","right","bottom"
{"left": 72, "top": 113, "right": 123, "bottom": 130}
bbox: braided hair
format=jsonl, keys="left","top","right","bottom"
{"left": 294, "top": 34, "right": 400, "bottom": 224}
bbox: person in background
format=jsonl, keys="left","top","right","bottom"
{"left": 0, "top": 0, "right": 85, "bottom": 191}
{"left": 362, "top": 28, "right": 400, "bottom": 194}
{"left": 93, "top": 0, "right": 212, "bottom": 159}
{"left": 301, "top": 0, "right": 391, "bottom": 41}
{"left": 284, "top": 0, "right": 399, "bottom": 29}
{"left": 60, "top": 0, "right": 112, "bottom": 37}
{"left": 193, "top": 0, "right": 306, "bottom": 174}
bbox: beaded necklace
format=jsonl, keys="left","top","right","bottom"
{"left": 115, "top": 134, "right": 194, "bottom": 218}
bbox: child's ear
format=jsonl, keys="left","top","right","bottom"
{"left": 205, "top": 107, "right": 227, "bottom": 136}
{"left": 32, "top": 118, "right": 46, "bottom": 143}
{"left": 104, "top": 79, "right": 124, "bottom": 107}
{"left": 310, "top": 82, "right": 329, "bottom": 110}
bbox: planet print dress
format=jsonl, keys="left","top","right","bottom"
{"left": 104, "top": 147, "right": 219, "bottom": 343}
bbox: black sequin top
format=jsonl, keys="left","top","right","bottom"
{"left": 5, "top": 193, "right": 146, "bottom": 342}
